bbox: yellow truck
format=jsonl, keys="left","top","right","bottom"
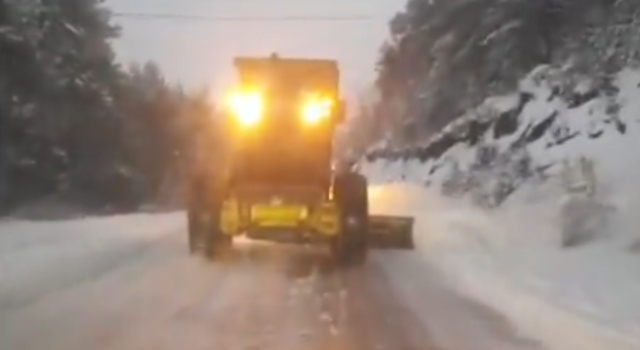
{"left": 187, "top": 53, "right": 413, "bottom": 266}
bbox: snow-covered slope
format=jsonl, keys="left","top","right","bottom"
{"left": 363, "top": 65, "right": 640, "bottom": 246}
{"left": 365, "top": 65, "right": 640, "bottom": 204}
{"left": 363, "top": 66, "right": 640, "bottom": 350}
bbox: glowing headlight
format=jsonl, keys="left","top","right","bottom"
{"left": 226, "top": 90, "right": 263, "bottom": 126}
{"left": 301, "top": 95, "right": 333, "bottom": 125}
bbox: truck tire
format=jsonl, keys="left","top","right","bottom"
{"left": 187, "top": 178, "right": 205, "bottom": 255}
{"left": 203, "top": 222, "right": 232, "bottom": 260}
{"left": 332, "top": 171, "right": 368, "bottom": 266}
{"left": 187, "top": 205, "right": 202, "bottom": 254}
{"left": 202, "top": 197, "right": 232, "bottom": 260}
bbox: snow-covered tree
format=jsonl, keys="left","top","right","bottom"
{"left": 372, "top": 0, "right": 640, "bottom": 147}
{"left": 0, "top": 0, "right": 210, "bottom": 215}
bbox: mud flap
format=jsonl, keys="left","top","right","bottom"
{"left": 368, "top": 215, "right": 415, "bottom": 249}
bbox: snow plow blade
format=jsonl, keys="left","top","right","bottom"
{"left": 368, "top": 215, "right": 415, "bottom": 249}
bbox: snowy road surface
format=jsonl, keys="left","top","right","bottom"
{"left": 0, "top": 213, "right": 540, "bottom": 350}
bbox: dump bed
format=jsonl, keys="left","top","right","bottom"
{"left": 234, "top": 56, "right": 339, "bottom": 96}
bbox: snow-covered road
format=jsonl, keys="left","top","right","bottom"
{"left": 0, "top": 212, "right": 539, "bottom": 350}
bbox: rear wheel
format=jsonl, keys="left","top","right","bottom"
{"left": 332, "top": 171, "right": 369, "bottom": 266}
{"left": 202, "top": 195, "right": 232, "bottom": 260}
{"left": 187, "top": 206, "right": 203, "bottom": 254}
{"left": 203, "top": 222, "right": 232, "bottom": 260}
{"left": 187, "top": 178, "right": 205, "bottom": 254}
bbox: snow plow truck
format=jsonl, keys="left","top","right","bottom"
{"left": 186, "top": 53, "right": 414, "bottom": 265}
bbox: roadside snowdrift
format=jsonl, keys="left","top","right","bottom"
{"left": 0, "top": 213, "right": 185, "bottom": 310}
{"left": 364, "top": 66, "right": 640, "bottom": 349}
{"left": 370, "top": 184, "right": 640, "bottom": 350}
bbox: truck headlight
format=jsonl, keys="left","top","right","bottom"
{"left": 300, "top": 95, "right": 333, "bottom": 125}
{"left": 227, "top": 90, "right": 263, "bottom": 126}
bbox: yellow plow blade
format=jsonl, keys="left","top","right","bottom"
{"left": 368, "top": 215, "right": 415, "bottom": 249}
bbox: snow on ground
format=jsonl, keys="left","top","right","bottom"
{"left": 363, "top": 66, "right": 640, "bottom": 350}
{"left": 1, "top": 210, "right": 543, "bottom": 350}
{"left": 0, "top": 212, "right": 185, "bottom": 309}
{"left": 370, "top": 183, "right": 640, "bottom": 350}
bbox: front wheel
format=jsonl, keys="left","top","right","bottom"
{"left": 332, "top": 171, "right": 369, "bottom": 266}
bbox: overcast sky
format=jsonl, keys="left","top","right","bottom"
{"left": 106, "top": 0, "right": 406, "bottom": 100}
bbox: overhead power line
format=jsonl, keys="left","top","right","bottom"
{"left": 111, "top": 12, "right": 377, "bottom": 22}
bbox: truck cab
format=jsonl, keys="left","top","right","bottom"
{"left": 224, "top": 55, "right": 344, "bottom": 189}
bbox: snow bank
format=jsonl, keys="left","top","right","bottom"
{"left": 0, "top": 213, "right": 185, "bottom": 309}
{"left": 371, "top": 184, "right": 640, "bottom": 350}
{"left": 363, "top": 66, "right": 640, "bottom": 349}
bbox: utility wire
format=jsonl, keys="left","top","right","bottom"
{"left": 111, "top": 12, "right": 377, "bottom": 22}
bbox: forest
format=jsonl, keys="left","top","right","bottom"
{"left": 0, "top": 0, "right": 213, "bottom": 216}
{"left": 363, "top": 0, "right": 640, "bottom": 147}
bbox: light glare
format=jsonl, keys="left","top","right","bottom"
{"left": 227, "top": 90, "right": 263, "bottom": 126}
{"left": 301, "top": 95, "right": 333, "bottom": 125}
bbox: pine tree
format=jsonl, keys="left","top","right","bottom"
{"left": 372, "top": 0, "right": 640, "bottom": 148}
{"left": 0, "top": 0, "right": 211, "bottom": 215}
